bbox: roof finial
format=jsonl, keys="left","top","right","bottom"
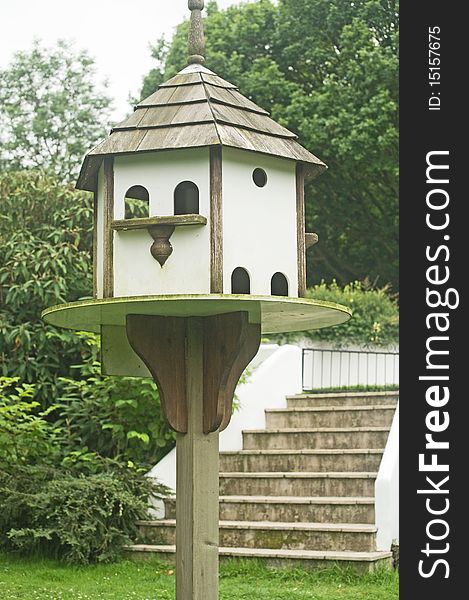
{"left": 188, "top": 0, "right": 205, "bottom": 65}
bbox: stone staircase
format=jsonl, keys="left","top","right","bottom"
{"left": 130, "top": 390, "right": 398, "bottom": 571}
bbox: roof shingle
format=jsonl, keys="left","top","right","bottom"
{"left": 77, "top": 64, "right": 326, "bottom": 191}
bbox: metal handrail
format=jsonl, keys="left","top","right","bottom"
{"left": 302, "top": 347, "right": 399, "bottom": 391}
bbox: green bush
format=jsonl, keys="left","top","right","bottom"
{"left": 0, "top": 376, "right": 169, "bottom": 564}
{"left": 276, "top": 280, "right": 399, "bottom": 347}
{"left": 0, "top": 464, "right": 162, "bottom": 564}
{"left": 0, "top": 377, "right": 61, "bottom": 466}
{"left": 0, "top": 171, "right": 93, "bottom": 402}
{"left": 57, "top": 334, "right": 176, "bottom": 468}
{"left": 0, "top": 171, "right": 176, "bottom": 463}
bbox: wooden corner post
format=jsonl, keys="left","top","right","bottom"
{"left": 296, "top": 163, "right": 307, "bottom": 298}
{"left": 126, "top": 311, "right": 261, "bottom": 600}
{"left": 210, "top": 146, "right": 223, "bottom": 294}
{"left": 103, "top": 157, "right": 115, "bottom": 298}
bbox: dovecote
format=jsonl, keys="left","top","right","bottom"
{"left": 77, "top": 28, "right": 325, "bottom": 301}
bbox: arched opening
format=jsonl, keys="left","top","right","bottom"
{"left": 231, "top": 267, "right": 251, "bottom": 295}
{"left": 271, "top": 272, "right": 289, "bottom": 297}
{"left": 124, "top": 185, "right": 150, "bottom": 219}
{"left": 252, "top": 168, "right": 268, "bottom": 188}
{"left": 174, "top": 181, "right": 199, "bottom": 215}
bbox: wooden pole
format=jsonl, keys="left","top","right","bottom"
{"left": 126, "top": 313, "right": 260, "bottom": 599}
{"left": 176, "top": 317, "right": 219, "bottom": 600}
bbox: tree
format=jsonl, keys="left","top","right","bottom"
{"left": 278, "top": 0, "right": 399, "bottom": 289}
{"left": 0, "top": 170, "right": 174, "bottom": 464}
{"left": 140, "top": 0, "right": 399, "bottom": 290}
{"left": 0, "top": 170, "right": 94, "bottom": 400}
{"left": 0, "top": 40, "right": 112, "bottom": 182}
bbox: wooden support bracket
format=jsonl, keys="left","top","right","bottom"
{"left": 203, "top": 313, "right": 261, "bottom": 434}
{"left": 126, "top": 314, "right": 187, "bottom": 432}
{"left": 126, "top": 312, "right": 261, "bottom": 434}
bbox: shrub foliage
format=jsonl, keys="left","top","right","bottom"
{"left": 0, "top": 464, "right": 160, "bottom": 564}
{"left": 277, "top": 281, "right": 399, "bottom": 347}
{"left": 0, "top": 376, "right": 167, "bottom": 564}
{"left": 0, "top": 171, "right": 93, "bottom": 398}
{"left": 0, "top": 171, "right": 175, "bottom": 462}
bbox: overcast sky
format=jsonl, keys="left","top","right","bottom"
{"left": 1, "top": 0, "right": 249, "bottom": 121}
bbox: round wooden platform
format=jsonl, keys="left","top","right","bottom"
{"left": 42, "top": 294, "right": 351, "bottom": 335}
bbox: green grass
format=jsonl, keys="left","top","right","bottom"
{"left": 302, "top": 384, "right": 399, "bottom": 394}
{"left": 0, "top": 554, "right": 398, "bottom": 600}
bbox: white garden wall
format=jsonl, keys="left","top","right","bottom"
{"left": 375, "top": 402, "right": 400, "bottom": 549}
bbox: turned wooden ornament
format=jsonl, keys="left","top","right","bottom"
{"left": 188, "top": 0, "right": 205, "bottom": 64}
{"left": 148, "top": 224, "right": 175, "bottom": 267}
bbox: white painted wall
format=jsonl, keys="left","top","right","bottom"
{"left": 220, "top": 343, "right": 302, "bottom": 451}
{"left": 375, "top": 402, "right": 399, "bottom": 550}
{"left": 111, "top": 148, "right": 211, "bottom": 297}
{"left": 147, "top": 343, "right": 303, "bottom": 498}
{"left": 221, "top": 148, "right": 298, "bottom": 297}
{"left": 95, "top": 146, "right": 300, "bottom": 299}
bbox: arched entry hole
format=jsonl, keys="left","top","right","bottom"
{"left": 174, "top": 181, "right": 199, "bottom": 215}
{"left": 271, "top": 272, "right": 289, "bottom": 296}
{"left": 231, "top": 267, "right": 251, "bottom": 295}
{"left": 124, "top": 185, "right": 150, "bottom": 219}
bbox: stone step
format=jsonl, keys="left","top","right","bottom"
{"left": 137, "top": 520, "right": 378, "bottom": 552}
{"left": 127, "top": 544, "right": 393, "bottom": 573}
{"left": 265, "top": 405, "right": 396, "bottom": 429}
{"left": 163, "top": 495, "right": 376, "bottom": 524}
{"left": 219, "top": 449, "right": 383, "bottom": 473}
{"left": 242, "top": 427, "right": 390, "bottom": 450}
{"left": 287, "top": 391, "right": 399, "bottom": 408}
{"left": 219, "top": 472, "right": 377, "bottom": 497}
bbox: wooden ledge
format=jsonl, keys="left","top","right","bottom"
{"left": 305, "top": 232, "right": 319, "bottom": 249}
{"left": 112, "top": 214, "right": 207, "bottom": 231}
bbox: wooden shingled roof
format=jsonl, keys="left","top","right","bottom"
{"left": 76, "top": 64, "right": 326, "bottom": 191}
